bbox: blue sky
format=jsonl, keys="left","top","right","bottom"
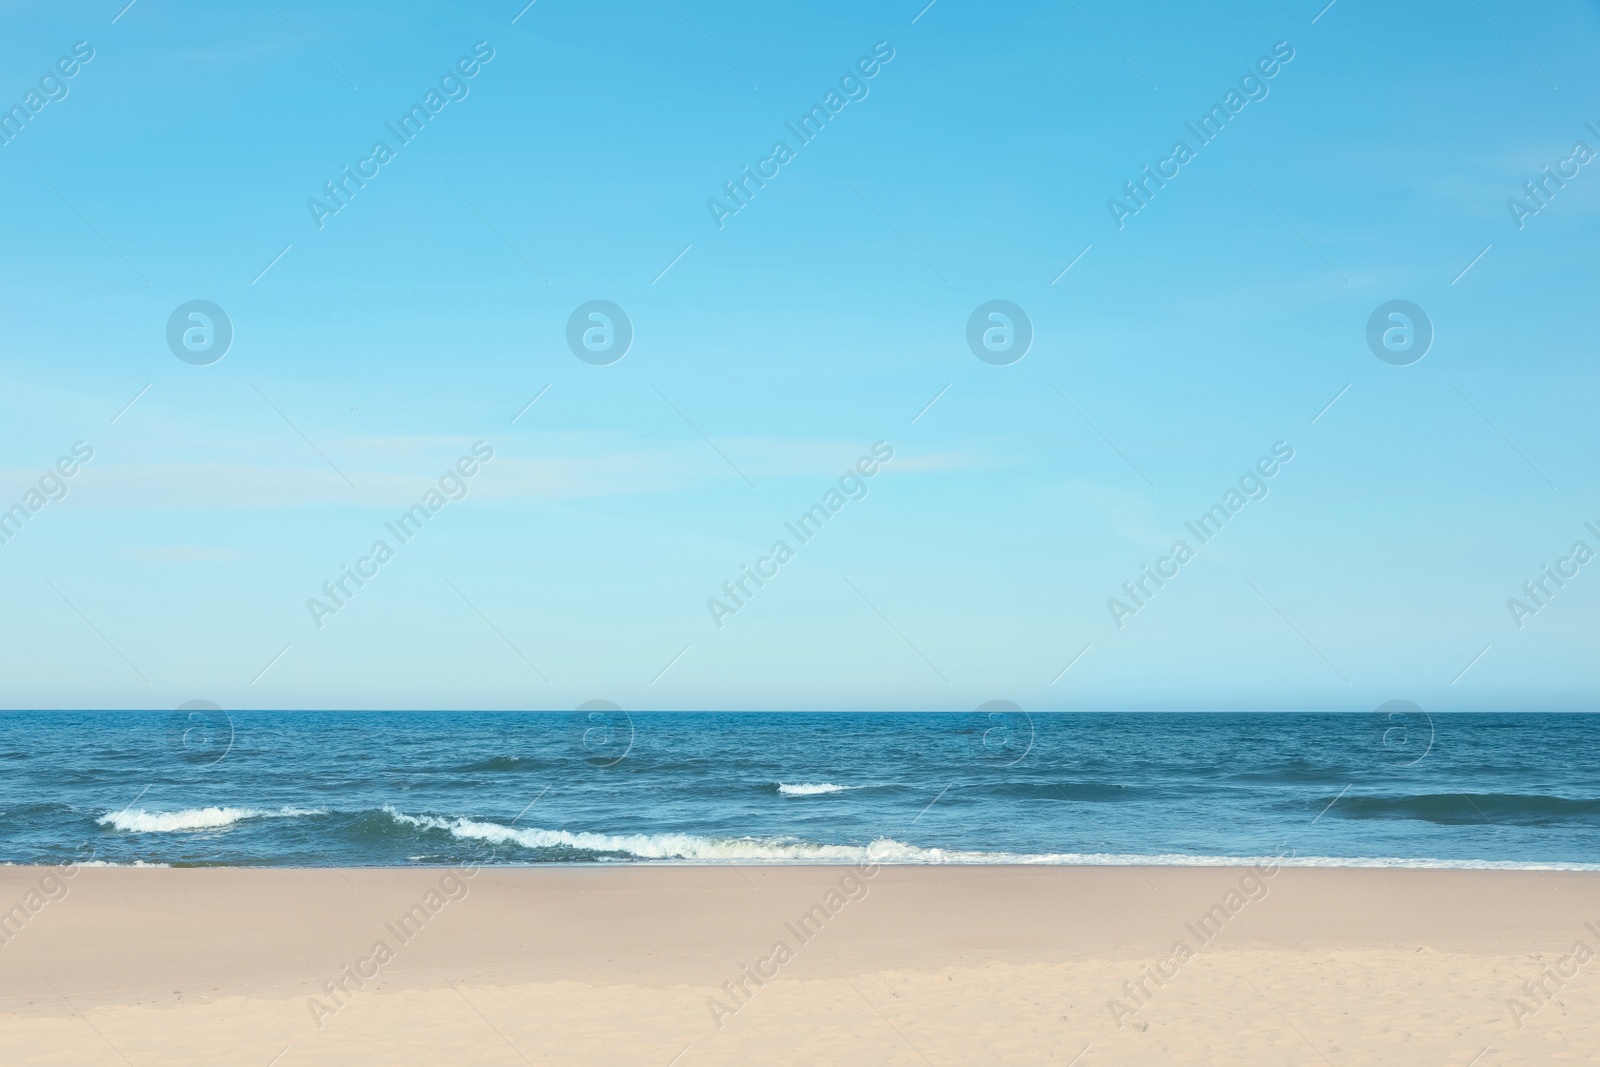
{"left": 1, "top": 0, "right": 1597, "bottom": 712}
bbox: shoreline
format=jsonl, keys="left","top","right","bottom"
{"left": 11, "top": 854, "right": 1600, "bottom": 870}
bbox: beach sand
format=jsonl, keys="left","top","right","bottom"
{"left": 1, "top": 863, "right": 1596, "bottom": 1065}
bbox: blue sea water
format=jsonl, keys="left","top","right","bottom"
{"left": 2, "top": 710, "right": 1597, "bottom": 869}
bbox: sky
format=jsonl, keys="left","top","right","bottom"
{"left": 1, "top": 0, "right": 1597, "bottom": 713}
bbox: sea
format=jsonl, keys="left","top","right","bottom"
{"left": 2, "top": 709, "right": 1597, "bottom": 869}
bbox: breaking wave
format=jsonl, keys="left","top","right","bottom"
{"left": 97, "top": 806, "right": 322, "bottom": 833}
{"left": 778, "top": 783, "right": 853, "bottom": 796}
{"left": 375, "top": 808, "right": 1600, "bottom": 869}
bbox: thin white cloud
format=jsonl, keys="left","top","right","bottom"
{"left": 28, "top": 435, "right": 986, "bottom": 509}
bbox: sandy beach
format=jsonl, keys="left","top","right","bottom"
{"left": 1, "top": 863, "right": 1596, "bottom": 1065}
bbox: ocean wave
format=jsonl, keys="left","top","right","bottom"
{"left": 778, "top": 783, "right": 853, "bottom": 796}
{"left": 1332, "top": 793, "right": 1600, "bottom": 826}
{"left": 76, "top": 859, "right": 171, "bottom": 867}
{"left": 385, "top": 806, "right": 972, "bottom": 861}
{"left": 374, "top": 808, "right": 1600, "bottom": 869}
{"left": 97, "top": 806, "right": 322, "bottom": 833}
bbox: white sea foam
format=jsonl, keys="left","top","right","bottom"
{"left": 778, "top": 783, "right": 853, "bottom": 796}
{"left": 76, "top": 860, "right": 171, "bottom": 867}
{"left": 377, "top": 808, "right": 1600, "bottom": 869}
{"left": 0, "top": 860, "right": 173, "bottom": 868}
{"left": 97, "top": 806, "right": 321, "bottom": 833}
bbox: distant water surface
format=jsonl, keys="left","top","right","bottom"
{"left": 1, "top": 711, "right": 1596, "bottom": 869}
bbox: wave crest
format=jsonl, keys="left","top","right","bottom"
{"left": 778, "top": 783, "right": 853, "bottom": 796}
{"left": 97, "top": 806, "right": 321, "bottom": 833}
{"left": 379, "top": 807, "right": 1282, "bottom": 865}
